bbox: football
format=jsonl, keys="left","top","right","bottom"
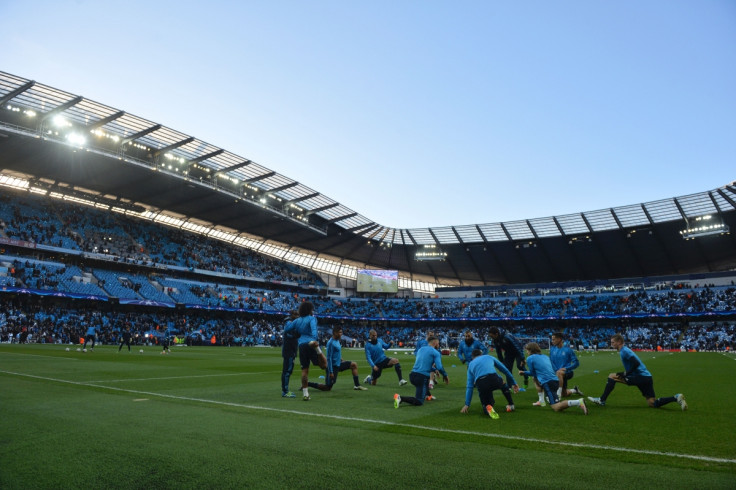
{"left": 139, "top": 349, "right": 144, "bottom": 353}
{"left": 65, "top": 347, "right": 70, "bottom": 351}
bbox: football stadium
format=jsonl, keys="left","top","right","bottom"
{"left": 2, "top": 5, "right": 736, "bottom": 490}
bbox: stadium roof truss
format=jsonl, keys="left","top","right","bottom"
{"left": 1, "top": 71, "right": 735, "bottom": 287}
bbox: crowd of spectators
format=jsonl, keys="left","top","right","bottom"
{"left": 4, "top": 254, "right": 736, "bottom": 322}
{"left": 1, "top": 294, "right": 734, "bottom": 352}
{"left": 0, "top": 190, "right": 735, "bottom": 353}
{"left": 0, "top": 192, "right": 324, "bottom": 287}
{"left": 0, "top": 297, "right": 286, "bottom": 348}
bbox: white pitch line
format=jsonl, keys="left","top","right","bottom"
{"left": 0, "top": 351, "right": 77, "bottom": 360}
{"left": 1, "top": 369, "right": 734, "bottom": 465}
{"left": 88, "top": 371, "right": 280, "bottom": 383}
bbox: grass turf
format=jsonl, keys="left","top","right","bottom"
{"left": 1, "top": 344, "right": 734, "bottom": 489}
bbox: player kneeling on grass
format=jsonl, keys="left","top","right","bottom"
{"left": 365, "top": 329, "right": 406, "bottom": 387}
{"left": 550, "top": 332, "right": 583, "bottom": 398}
{"left": 587, "top": 334, "right": 687, "bottom": 411}
{"left": 520, "top": 342, "right": 588, "bottom": 415}
{"left": 533, "top": 332, "right": 584, "bottom": 406}
{"left": 461, "top": 349, "right": 519, "bottom": 419}
{"left": 308, "top": 325, "right": 368, "bottom": 392}
{"left": 394, "top": 335, "right": 448, "bottom": 408}
{"left": 414, "top": 331, "right": 440, "bottom": 390}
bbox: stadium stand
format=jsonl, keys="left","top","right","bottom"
{"left": 0, "top": 192, "right": 326, "bottom": 285}
{"left": 0, "top": 159, "right": 734, "bottom": 352}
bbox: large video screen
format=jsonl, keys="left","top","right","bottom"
{"left": 356, "top": 269, "right": 399, "bottom": 293}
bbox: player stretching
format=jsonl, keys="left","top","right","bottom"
{"left": 308, "top": 325, "right": 368, "bottom": 392}
{"left": 364, "top": 329, "right": 406, "bottom": 386}
{"left": 549, "top": 332, "right": 584, "bottom": 398}
{"left": 394, "top": 335, "right": 448, "bottom": 408}
{"left": 461, "top": 349, "right": 519, "bottom": 419}
{"left": 588, "top": 334, "right": 687, "bottom": 410}
{"left": 414, "top": 330, "right": 441, "bottom": 390}
{"left": 293, "top": 301, "right": 327, "bottom": 401}
{"left": 488, "top": 327, "right": 529, "bottom": 388}
{"left": 520, "top": 342, "right": 588, "bottom": 415}
{"left": 457, "top": 330, "right": 488, "bottom": 365}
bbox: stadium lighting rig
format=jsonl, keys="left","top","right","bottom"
{"left": 415, "top": 251, "right": 447, "bottom": 261}
{"left": 415, "top": 244, "right": 447, "bottom": 261}
{"left": 680, "top": 215, "right": 730, "bottom": 240}
{"left": 1, "top": 101, "right": 330, "bottom": 236}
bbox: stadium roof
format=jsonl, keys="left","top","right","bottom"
{"left": 1, "top": 71, "right": 735, "bottom": 288}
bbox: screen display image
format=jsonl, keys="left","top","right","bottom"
{"left": 356, "top": 269, "right": 399, "bottom": 293}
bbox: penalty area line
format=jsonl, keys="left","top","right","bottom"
{"left": 1, "top": 369, "right": 734, "bottom": 465}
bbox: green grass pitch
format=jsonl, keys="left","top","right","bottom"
{"left": 1, "top": 344, "right": 734, "bottom": 489}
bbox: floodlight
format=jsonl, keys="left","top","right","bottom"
{"left": 680, "top": 215, "right": 729, "bottom": 239}
{"left": 414, "top": 251, "right": 447, "bottom": 262}
{"left": 53, "top": 115, "right": 69, "bottom": 127}
{"left": 66, "top": 133, "right": 86, "bottom": 146}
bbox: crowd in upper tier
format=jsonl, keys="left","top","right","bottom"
{"left": 0, "top": 192, "right": 324, "bottom": 287}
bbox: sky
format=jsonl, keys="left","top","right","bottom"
{"left": 2, "top": 1, "right": 735, "bottom": 229}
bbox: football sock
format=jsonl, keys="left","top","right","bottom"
{"left": 538, "top": 392, "right": 545, "bottom": 403}
{"left": 353, "top": 375, "right": 359, "bottom": 386}
{"left": 568, "top": 399, "right": 581, "bottom": 407}
{"left": 401, "top": 396, "right": 422, "bottom": 406}
{"left": 601, "top": 378, "right": 616, "bottom": 401}
{"left": 308, "top": 382, "right": 318, "bottom": 389}
{"left": 302, "top": 388, "right": 309, "bottom": 397}
{"left": 501, "top": 387, "right": 514, "bottom": 405}
{"left": 395, "top": 364, "right": 403, "bottom": 380}
{"left": 654, "top": 396, "right": 675, "bottom": 408}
